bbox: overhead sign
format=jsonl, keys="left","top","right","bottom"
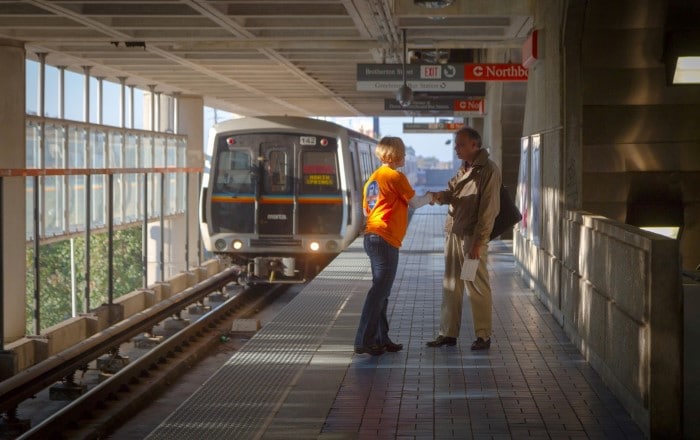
{"left": 464, "top": 63, "right": 529, "bottom": 81}
{"left": 403, "top": 122, "right": 465, "bottom": 133}
{"left": 357, "top": 64, "right": 464, "bottom": 92}
{"left": 453, "top": 98, "right": 485, "bottom": 115}
{"left": 385, "top": 98, "right": 485, "bottom": 116}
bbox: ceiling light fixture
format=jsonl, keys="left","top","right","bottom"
{"left": 414, "top": 0, "right": 454, "bottom": 8}
{"left": 395, "top": 29, "right": 413, "bottom": 108}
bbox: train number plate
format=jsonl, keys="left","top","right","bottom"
{"left": 299, "top": 136, "right": 316, "bottom": 146}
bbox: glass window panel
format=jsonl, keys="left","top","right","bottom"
{"left": 91, "top": 130, "right": 106, "bottom": 168}
{"left": 26, "top": 60, "right": 39, "bottom": 116}
{"left": 64, "top": 69, "right": 84, "bottom": 122}
{"left": 26, "top": 178, "right": 35, "bottom": 241}
{"left": 141, "top": 136, "right": 153, "bottom": 168}
{"left": 167, "top": 138, "right": 177, "bottom": 167}
{"left": 132, "top": 87, "right": 145, "bottom": 130}
{"left": 102, "top": 80, "right": 121, "bottom": 127}
{"left": 125, "top": 134, "right": 138, "bottom": 168}
{"left": 68, "top": 175, "right": 86, "bottom": 232}
{"left": 44, "top": 65, "right": 59, "bottom": 118}
{"left": 124, "top": 173, "right": 139, "bottom": 221}
{"left": 68, "top": 127, "right": 86, "bottom": 168}
{"left": 150, "top": 174, "right": 161, "bottom": 217}
{"left": 177, "top": 138, "right": 187, "bottom": 167}
{"left": 91, "top": 175, "right": 105, "bottom": 227}
{"left": 300, "top": 151, "right": 339, "bottom": 194}
{"left": 109, "top": 131, "right": 123, "bottom": 168}
{"left": 45, "top": 124, "right": 65, "bottom": 168}
{"left": 176, "top": 173, "right": 185, "bottom": 213}
{"left": 26, "top": 121, "right": 41, "bottom": 168}
{"left": 166, "top": 173, "right": 177, "bottom": 215}
{"left": 154, "top": 137, "right": 166, "bottom": 167}
{"left": 43, "top": 176, "right": 64, "bottom": 236}
{"left": 113, "top": 175, "right": 123, "bottom": 225}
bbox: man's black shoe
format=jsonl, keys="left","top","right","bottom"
{"left": 470, "top": 337, "right": 491, "bottom": 350}
{"left": 426, "top": 336, "right": 457, "bottom": 347}
{"left": 384, "top": 341, "right": 403, "bottom": 352}
{"left": 354, "top": 344, "right": 385, "bottom": 355}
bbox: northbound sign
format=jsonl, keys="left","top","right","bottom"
{"left": 464, "top": 63, "right": 529, "bottom": 81}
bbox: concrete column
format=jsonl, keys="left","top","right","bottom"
{"left": 173, "top": 95, "right": 204, "bottom": 272}
{"left": 0, "top": 39, "right": 27, "bottom": 343}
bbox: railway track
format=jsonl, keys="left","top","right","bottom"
{"left": 1, "top": 273, "right": 289, "bottom": 440}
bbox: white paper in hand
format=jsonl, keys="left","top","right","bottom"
{"left": 460, "top": 258, "right": 479, "bottom": 281}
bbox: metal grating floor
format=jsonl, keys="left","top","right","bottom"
{"left": 147, "top": 205, "right": 644, "bottom": 439}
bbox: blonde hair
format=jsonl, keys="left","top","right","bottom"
{"left": 375, "top": 136, "right": 406, "bottom": 164}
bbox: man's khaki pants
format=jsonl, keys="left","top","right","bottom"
{"left": 439, "top": 232, "right": 492, "bottom": 339}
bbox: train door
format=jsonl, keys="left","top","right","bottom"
{"left": 258, "top": 143, "right": 293, "bottom": 235}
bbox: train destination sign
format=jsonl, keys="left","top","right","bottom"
{"left": 464, "top": 63, "right": 529, "bottom": 81}
{"left": 357, "top": 64, "right": 464, "bottom": 92}
{"left": 403, "top": 122, "right": 465, "bottom": 133}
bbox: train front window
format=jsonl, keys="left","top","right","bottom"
{"left": 300, "top": 151, "right": 339, "bottom": 193}
{"left": 215, "top": 150, "right": 253, "bottom": 194}
{"left": 263, "top": 149, "right": 289, "bottom": 194}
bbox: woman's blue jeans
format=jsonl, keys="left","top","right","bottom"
{"left": 354, "top": 233, "right": 399, "bottom": 348}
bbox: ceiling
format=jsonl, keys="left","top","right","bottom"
{"left": 0, "top": 0, "right": 532, "bottom": 117}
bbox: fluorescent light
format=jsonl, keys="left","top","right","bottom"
{"left": 640, "top": 226, "right": 680, "bottom": 239}
{"left": 673, "top": 56, "right": 700, "bottom": 84}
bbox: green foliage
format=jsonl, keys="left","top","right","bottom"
{"left": 25, "top": 227, "right": 143, "bottom": 333}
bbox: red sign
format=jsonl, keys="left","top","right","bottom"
{"left": 464, "top": 64, "right": 528, "bottom": 82}
{"left": 453, "top": 98, "right": 484, "bottom": 114}
{"left": 522, "top": 30, "right": 538, "bottom": 69}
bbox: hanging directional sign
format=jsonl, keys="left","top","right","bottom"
{"left": 385, "top": 98, "right": 485, "bottom": 116}
{"left": 357, "top": 64, "right": 464, "bottom": 92}
{"left": 403, "top": 121, "right": 465, "bottom": 133}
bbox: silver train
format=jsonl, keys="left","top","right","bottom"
{"left": 200, "top": 116, "right": 380, "bottom": 283}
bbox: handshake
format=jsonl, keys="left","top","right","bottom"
{"left": 425, "top": 191, "right": 440, "bottom": 205}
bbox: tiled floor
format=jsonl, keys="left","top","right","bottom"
{"left": 148, "top": 206, "right": 645, "bottom": 439}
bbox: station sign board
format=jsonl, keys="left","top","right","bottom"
{"left": 464, "top": 64, "right": 529, "bottom": 81}
{"left": 385, "top": 98, "right": 485, "bottom": 116}
{"left": 403, "top": 122, "right": 465, "bottom": 133}
{"left": 357, "top": 64, "right": 464, "bottom": 92}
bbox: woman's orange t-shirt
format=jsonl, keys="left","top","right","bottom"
{"left": 363, "top": 165, "right": 415, "bottom": 248}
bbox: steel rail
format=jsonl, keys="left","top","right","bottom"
{"left": 18, "top": 283, "right": 285, "bottom": 440}
{"left": 0, "top": 265, "right": 239, "bottom": 415}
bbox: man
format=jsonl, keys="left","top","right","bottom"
{"left": 427, "top": 127, "right": 501, "bottom": 350}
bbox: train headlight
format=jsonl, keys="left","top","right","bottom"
{"left": 214, "top": 239, "right": 227, "bottom": 251}
{"left": 309, "top": 241, "right": 320, "bottom": 252}
{"left": 325, "top": 240, "right": 338, "bottom": 251}
{"left": 231, "top": 240, "right": 243, "bottom": 250}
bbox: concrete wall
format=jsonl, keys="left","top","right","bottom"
{"left": 516, "top": 0, "right": 687, "bottom": 437}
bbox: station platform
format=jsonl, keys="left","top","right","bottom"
{"left": 146, "top": 206, "right": 645, "bottom": 439}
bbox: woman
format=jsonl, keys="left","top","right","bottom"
{"left": 354, "top": 137, "right": 432, "bottom": 355}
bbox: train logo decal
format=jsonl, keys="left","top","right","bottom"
{"left": 267, "top": 214, "right": 287, "bottom": 220}
{"left": 365, "top": 180, "right": 379, "bottom": 213}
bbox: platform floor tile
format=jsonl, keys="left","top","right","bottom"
{"left": 148, "top": 207, "right": 645, "bottom": 439}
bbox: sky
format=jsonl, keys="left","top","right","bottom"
{"left": 323, "top": 116, "right": 456, "bottom": 162}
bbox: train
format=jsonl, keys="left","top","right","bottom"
{"left": 199, "top": 116, "right": 380, "bottom": 284}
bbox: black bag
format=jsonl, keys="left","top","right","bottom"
{"left": 490, "top": 185, "right": 522, "bottom": 239}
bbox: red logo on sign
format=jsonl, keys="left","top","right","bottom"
{"left": 453, "top": 99, "right": 484, "bottom": 114}
{"left": 464, "top": 64, "right": 528, "bottom": 81}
